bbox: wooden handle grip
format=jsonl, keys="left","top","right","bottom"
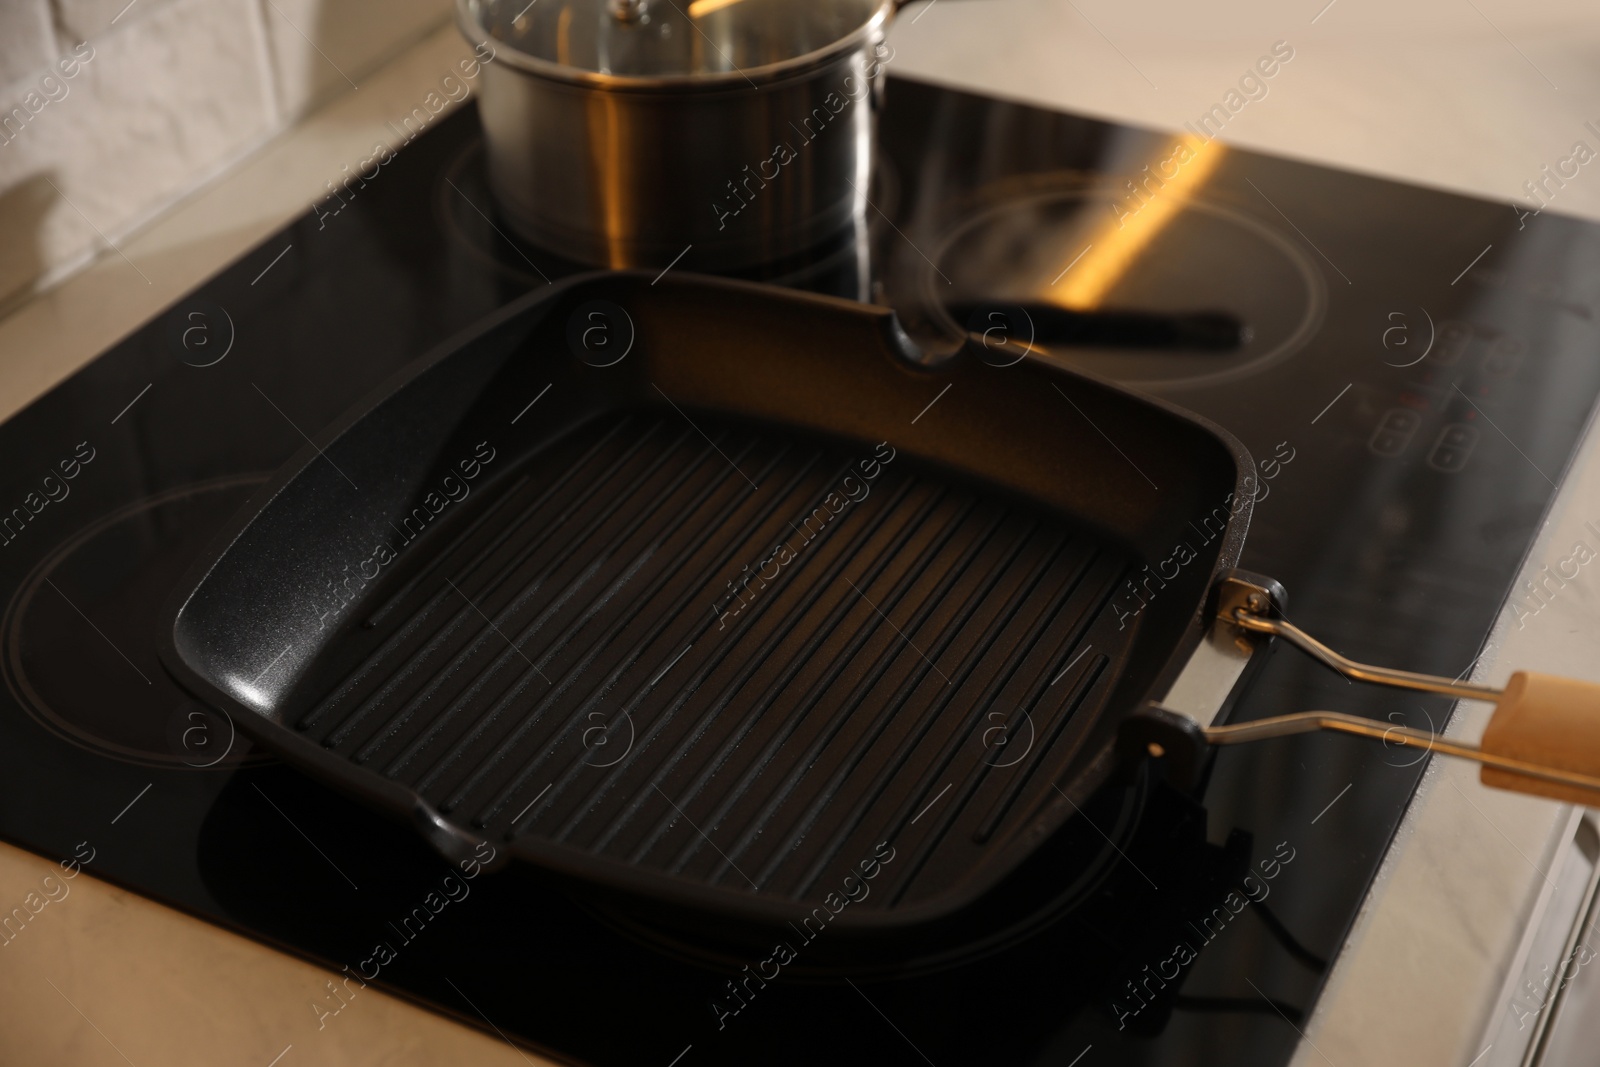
{"left": 1481, "top": 671, "right": 1600, "bottom": 806}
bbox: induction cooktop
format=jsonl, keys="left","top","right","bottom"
{"left": 4, "top": 77, "right": 1599, "bottom": 1066}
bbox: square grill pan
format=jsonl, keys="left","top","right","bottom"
{"left": 161, "top": 272, "right": 1253, "bottom": 939}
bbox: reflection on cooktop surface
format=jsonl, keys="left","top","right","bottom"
{"left": 909, "top": 173, "right": 1325, "bottom": 389}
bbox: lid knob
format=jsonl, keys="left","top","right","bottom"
{"left": 609, "top": 0, "right": 648, "bottom": 22}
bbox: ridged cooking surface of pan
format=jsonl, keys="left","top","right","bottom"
{"left": 286, "top": 410, "right": 1136, "bottom": 911}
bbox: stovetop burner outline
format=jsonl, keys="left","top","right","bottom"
{"left": 913, "top": 172, "right": 1327, "bottom": 391}
{"left": 2, "top": 474, "right": 273, "bottom": 769}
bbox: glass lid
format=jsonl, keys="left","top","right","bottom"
{"left": 463, "top": 0, "right": 887, "bottom": 80}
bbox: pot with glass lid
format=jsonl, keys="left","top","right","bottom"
{"left": 456, "top": 0, "right": 907, "bottom": 270}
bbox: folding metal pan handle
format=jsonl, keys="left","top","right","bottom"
{"left": 1128, "top": 579, "right": 1600, "bottom": 807}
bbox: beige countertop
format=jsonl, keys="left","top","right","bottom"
{"left": 0, "top": 842, "right": 560, "bottom": 1066}
{"left": 4, "top": 1, "right": 1600, "bottom": 1063}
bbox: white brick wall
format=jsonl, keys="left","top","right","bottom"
{"left": 0, "top": 0, "right": 453, "bottom": 311}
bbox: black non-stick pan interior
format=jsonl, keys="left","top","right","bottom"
{"left": 161, "top": 272, "right": 1252, "bottom": 944}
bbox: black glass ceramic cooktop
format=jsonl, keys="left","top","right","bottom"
{"left": 4, "top": 77, "right": 1600, "bottom": 1066}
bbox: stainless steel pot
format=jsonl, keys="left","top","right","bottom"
{"left": 456, "top": 0, "right": 905, "bottom": 270}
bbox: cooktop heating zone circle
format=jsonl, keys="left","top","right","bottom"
{"left": 917, "top": 175, "right": 1327, "bottom": 392}
{"left": 2, "top": 475, "right": 273, "bottom": 769}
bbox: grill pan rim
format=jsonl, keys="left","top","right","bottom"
{"left": 158, "top": 270, "right": 1258, "bottom": 937}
